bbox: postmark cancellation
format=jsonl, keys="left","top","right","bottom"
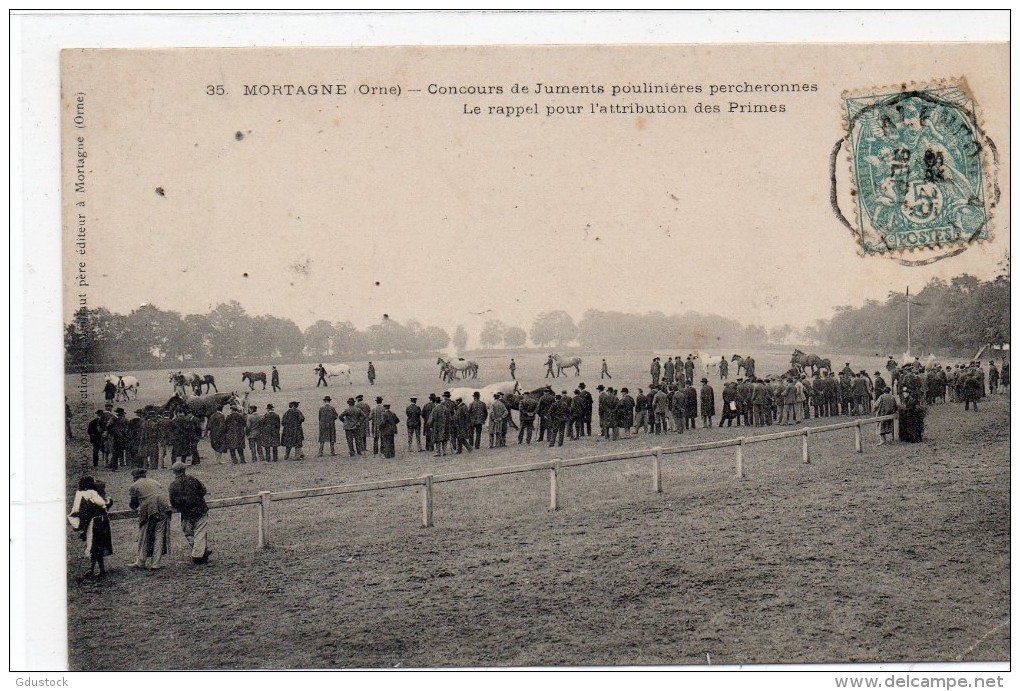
{"left": 841, "top": 80, "right": 997, "bottom": 258}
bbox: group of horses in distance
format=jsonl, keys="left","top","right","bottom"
{"left": 169, "top": 371, "right": 218, "bottom": 397}
{"left": 438, "top": 357, "right": 479, "bottom": 382}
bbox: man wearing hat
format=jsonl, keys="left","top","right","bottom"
{"left": 652, "top": 385, "right": 669, "bottom": 434}
{"left": 872, "top": 371, "right": 887, "bottom": 404}
{"left": 138, "top": 409, "right": 161, "bottom": 469}
{"left": 453, "top": 398, "right": 473, "bottom": 455}
{"left": 339, "top": 398, "right": 365, "bottom": 457}
{"left": 428, "top": 395, "right": 451, "bottom": 457}
{"left": 367, "top": 361, "right": 376, "bottom": 386}
{"left": 421, "top": 395, "right": 437, "bottom": 452}
{"left": 569, "top": 389, "right": 585, "bottom": 440}
{"left": 107, "top": 408, "right": 129, "bottom": 471}
{"left": 224, "top": 404, "right": 247, "bottom": 463}
{"left": 517, "top": 390, "right": 539, "bottom": 445}
{"left": 260, "top": 403, "right": 282, "bottom": 462}
{"left": 468, "top": 391, "right": 488, "bottom": 450}
{"left": 271, "top": 366, "right": 281, "bottom": 392}
{"left": 489, "top": 392, "right": 509, "bottom": 448}
{"left": 684, "top": 355, "right": 696, "bottom": 384}
{"left": 87, "top": 409, "right": 107, "bottom": 469}
{"left": 379, "top": 404, "right": 400, "bottom": 459}
{"left": 168, "top": 462, "right": 212, "bottom": 565}
{"left": 128, "top": 468, "right": 171, "bottom": 570}
{"left": 318, "top": 397, "right": 338, "bottom": 457}
{"left": 355, "top": 395, "right": 372, "bottom": 454}
{"left": 371, "top": 396, "right": 386, "bottom": 455}
{"left": 548, "top": 393, "right": 570, "bottom": 447}
{"left": 246, "top": 406, "right": 264, "bottom": 461}
{"left": 577, "top": 383, "right": 593, "bottom": 437}
{"left": 649, "top": 358, "right": 661, "bottom": 387}
{"left": 536, "top": 387, "right": 555, "bottom": 442}
{"left": 281, "top": 402, "right": 305, "bottom": 460}
{"left": 169, "top": 409, "right": 197, "bottom": 466}
{"left": 404, "top": 397, "right": 423, "bottom": 452}
{"left": 596, "top": 384, "right": 609, "bottom": 438}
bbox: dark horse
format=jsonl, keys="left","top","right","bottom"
{"left": 190, "top": 373, "right": 218, "bottom": 395}
{"left": 147, "top": 392, "right": 239, "bottom": 431}
{"left": 242, "top": 371, "right": 267, "bottom": 390}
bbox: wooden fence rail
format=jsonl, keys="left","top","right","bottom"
{"left": 106, "top": 414, "right": 898, "bottom": 548}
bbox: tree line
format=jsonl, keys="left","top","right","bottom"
{"left": 806, "top": 272, "right": 1010, "bottom": 355}
{"left": 64, "top": 301, "right": 453, "bottom": 369}
{"left": 67, "top": 269, "right": 1006, "bottom": 370}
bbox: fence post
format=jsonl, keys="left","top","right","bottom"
{"left": 802, "top": 429, "right": 810, "bottom": 464}
{"left": 549, "top": 462, "right": 559, "bottom": 511}
{"left": 652, "top": 447, "right": 662, "bottom": 493}
{"left": 257, "top": 491, "right": 272, "bottom": 549}
{"left": 735, "top": 438, "right": 745, "bottom": 479}
{"left": 421, "top": 475, "right": 434, "bottom": 528}
{"left": 892, "top": 414, "right": 900, "bottom": 441}
{"left": 855, "top": 420, "right": 863, "bottom": 453}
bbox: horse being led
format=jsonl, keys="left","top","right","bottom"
{"left": 315, "top": 364, "right": 353, "bottom": 385}
{"left": 107, "top": 375, "right": 140, "bottom": 401}
{"left": 242, "top": 371, "right": 267, "bottom": 390}
{"left": 551, "top": 354, "right": 582, "bottom": 377}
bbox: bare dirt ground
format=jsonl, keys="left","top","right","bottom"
{"left": 64, "top": 354, "right": 1009, "bottom": 669}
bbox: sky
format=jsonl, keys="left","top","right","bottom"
{"left": 62, "top": 43, "right": 1009, "bottom": 339}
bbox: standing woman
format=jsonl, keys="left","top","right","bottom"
{"left": 68, "top": 476, "right": 113, "bottom": 578}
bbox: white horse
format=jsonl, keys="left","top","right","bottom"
{"left": 107, "top": 374, "right": 140, "bottom": 401}
{"left": 698, "top": 353, "right": 719, "bottom": 378}
{"left": 447, "top": 381, "right": 521, "bottom": 406}
{"left": 315, "top": 364, "right": 352, "bottom": 385}
{"left": 551, "top": 354, "right": 582, "bottom": 377}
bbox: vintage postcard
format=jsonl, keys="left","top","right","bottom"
{"left": 54, "top": 40, "right": 1009, "bottom": 672}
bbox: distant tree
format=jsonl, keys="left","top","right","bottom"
{"left": 530, "top": 311, "right": 578, "bottom": 348}
{"left": 453, "top": 324, "right": 469, "bottom": 352}
{"left": 742, "top": 324, "right": 768, "bottom": 345}
{"left": 206, "top": 301, "right": 252, "bottom": 358}
{"left": 479, "top": 320, "right": 506, "bottom": 349}
{"left": 503, "top": 326, "right": 527, "bottom": 348}
{"left": 304, "top": 320, "right": 337, "bottom": 357}
{"left": 418, "top": 325, "right": 451, "bottom": 352}
{"left": 332, "top": 321, "right": 359, "bottom": 355}
{"left": 768, "top": 324, "right": 793, "bottom": 345}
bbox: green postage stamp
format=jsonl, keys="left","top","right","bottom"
{"left": 843, "top": 81, "right": 996, "bottom": 256}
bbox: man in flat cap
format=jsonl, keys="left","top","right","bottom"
{"left": 168, "top": 461, "right": 212, "bottom": 565}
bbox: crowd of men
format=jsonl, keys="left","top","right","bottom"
{"left": 83, "top": 355, "right": 1007, "bottom": 472}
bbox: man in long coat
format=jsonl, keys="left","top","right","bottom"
{"left": 224, "top": 405, "right": 247, "bottom": 463}
{"left": 468, "top": 392, "right": 488, "bottom": 450}
{"left": 379, "top": 404, "right": 400, "bottom": 458}
{"left": 578, "top": 383, "right": 594, "bottom": 436}
{"left": 245, "top": 406, "right": 263, "bottom": 461}
{"left": 489, "top": 393, "right": 510, "bottom": 448}
{"left": 318, "top": 396, "right": 338, "bottom": 457}
{"left": 281, "top": 401, "right": 305, "bottom": 460}
{"left": 454, "top": 398, "right": 473, "bottom": 454}
{"left": 428, "top": 398, "right": 451, "bottom": 457}
{"left": 699, "top": 378, "right": 716, "bottom": 427}
{"left": 259, "top": 404, "right": 281, "bottom": 462}
{"left": 207, "top": 405, "right": 227, "bottom": 464}
{"left": 339, "top": 398, "right": 365, "bottom": 457}
{"left": 421, "top": 395, "right": 437, "bottom": 452}
{"left": 371, "top": 397, "right": 386, "bottom": 455}
{"left": 405, "top": 397, "right": 423, "bottom": 452}
{"left": 169, "top": 410, "right": 197, "bottom": 465}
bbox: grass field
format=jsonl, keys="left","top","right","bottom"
{"left": 64, "top": 349, "right": 1009, "bottom": 668}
